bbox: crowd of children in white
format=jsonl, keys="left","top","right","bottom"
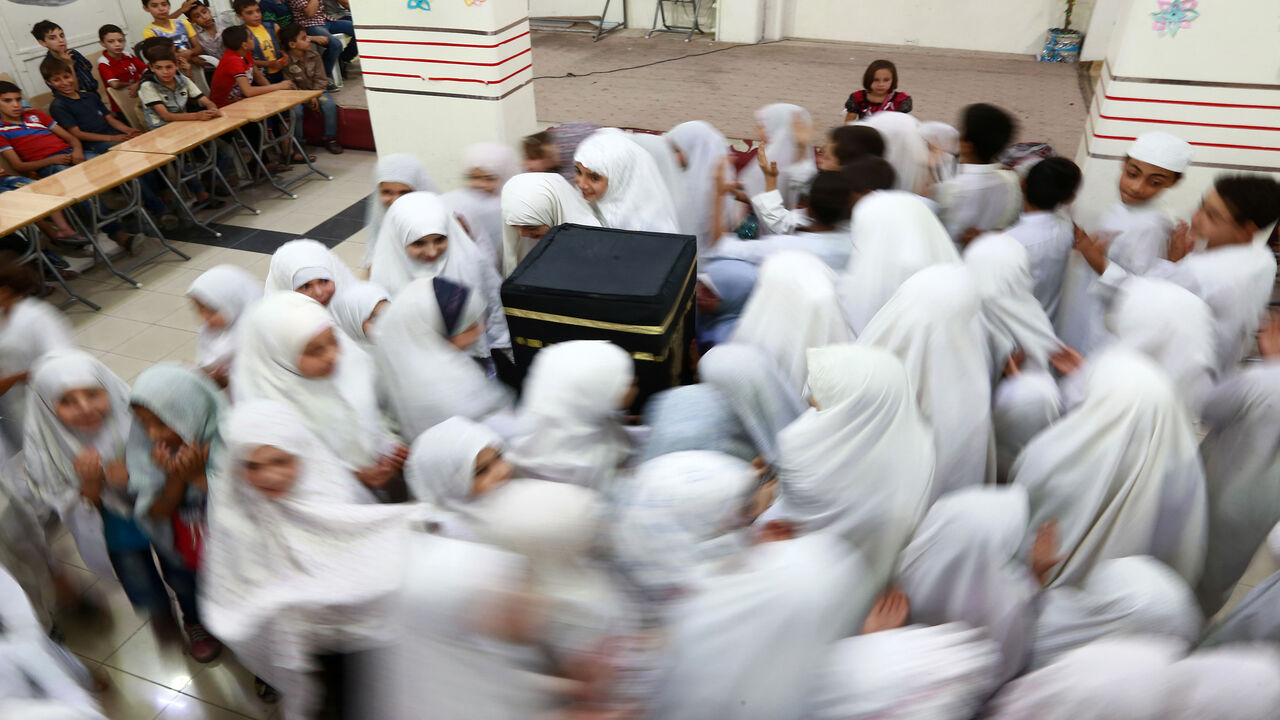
{"left": 1, "top": 54, "right": 1280, "bottom": 720}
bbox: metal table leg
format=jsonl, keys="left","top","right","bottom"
{"left": 160, "top": 142, "right": 260, "bottom": 238}
{"left": 235, "top": 111, "right": 332, "bottom": 200}
{"left": 18, "top": 225, "right": 100, "bottom": 311}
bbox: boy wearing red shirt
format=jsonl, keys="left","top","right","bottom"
{"left": 97, "top": 24, "right": 149, "bottom": 115}
{"left": 209, "top": 25, "right": 291, "bottom": 107}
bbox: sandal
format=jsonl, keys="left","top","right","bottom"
{"left": 290, "top": 152, "right": 316, "bottom": 164}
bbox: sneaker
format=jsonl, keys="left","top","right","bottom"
{"left": 42, "top": 250, "right": 70, "bottom": 271}
{"left": 184, "top": 622, "right": 223, "bottom": 663}
{"left": 160, "top": 214, "right": 181, "bottom": 231}
{"left": 326, "top": 82, "right": 341, "bottom": 93}
{"left": 95, "top": 235, "right": 124, "bottom": 257}
{"left": 324, "top": 138, "right": 344, "bottom": 155}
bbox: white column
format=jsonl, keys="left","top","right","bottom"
{"left": 350, "top": 0, "right": 538, "bottom": 191}
{"left": 1074, "top": 0, "right": 1280, "bottom": 228}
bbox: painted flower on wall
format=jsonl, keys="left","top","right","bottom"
{"left": 1151, "top": 0, "right": 1200, "bottom": 37}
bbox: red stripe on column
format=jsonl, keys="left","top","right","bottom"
{"left": 360, "top": 30, "right": 531, "bottom": 49}
{"left": 363, "top": 64, "right": 533, "bottom": 86}
{"left": 1095, "top": 110, "right": 1280, "bottom": 133}
{"left": 1092, "top": 130, "right": 1280, "bottom": 152}
{"left": 359, "top": 47, "right": 531, "bottom": 67}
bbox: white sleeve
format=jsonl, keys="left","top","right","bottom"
{"left": 750, "top": 190, "right": 804, "bottom": 235}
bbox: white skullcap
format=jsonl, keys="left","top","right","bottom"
{"left": 1128, "top": 132, "right": 1193, "bottom": 173}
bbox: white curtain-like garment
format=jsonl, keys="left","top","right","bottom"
{"left": 372, "top": 278, "right": 511, "bottom": 443}
{"left": 854, "top": 111, "right": 929, "bottom": 194}
{"left": 895, "top": 486, "right": 1041, "bottom": 684}
{"left": 963, "top": 232, "right": 1062, "bottom": 377}
{"left": 1011, "top": 348, "right": 1208, "bottom": 588}
{"left": 327, "top": 280, "right": 389, "bottom": 348}
{"left": 1163, "top": 646, "right": 1280, "bottom": 720}
{"left": 667, "top": 120, "right": 734, "bottom": 253}
{"left": 1201, "top": 570, "right": 1280, "bottom": 647}
{"left": 695, "top": 343, "right": 806, "bottom": 464}
{"left": 573, "top": 128, "right": 680, "bottom": 234}
{"left": 23, "top": 349, "right": 134, "bottom": 580}
{"left": 507, "top": 341, "right": 635, "bottom": 490}
{"left": 264, "top": 238, "right": 357, "bottom": 298}
{"left": 1195, "top": 362, "right": 1280, "bottom": 616}
{"left": 499, "top": 172, "right": 601, "bottom": 275}
{"left": 992, "top": 370, "right": 1062, "bottom": 484}
{"left": 442, "top": 142, "right": 520, "bottom": 273}
{"left": 729, "top": 251, "right": 854, "bottom": 399}
{"left": 1172, "top": 240, "right": 1277, "bottom": 377}
{"left": 651, "top": 533, "right": 876, "bottom": 720}
{"left": 0, "top": 298, "right": 73, "bottom": 458}
{"left": 370, "top": 191, "right": 510, "bottom": 354}
{"left": 1030, "top": 556, "right": 1202, "bottom": 671}
{"left": 857, "top": 264, "right": 994, "bottom": 495}
{"left": 803, "top": 623, "right": 1001, "bottom": 720}
{"left": 739, "top": 103, "right": 816, "bottom": 208}
{"left": 201, "top": 400, "right": 427, "bottom": 720}
{"left": 1106, "top": 276, "right": 1215, "bottom": 418}
{"left": 231, "top": 292, "right": 388, "bottom": 470}
{"left": 773, "top": 344, "right": 934, "bottom": 587}
{"left": 186, "top": 264, "right": 262, "bottom": 376}
{"left": 362, "top": 153, "right": 438, "bottom": 268}
{"left": 630, "top": 131, "right": 694, "bottom": 239}
{"left": 839, "top": 191, "right": 960, "bottom": 334}
{"left": 986, "top": 637, "right": 1183, "bottom": 720}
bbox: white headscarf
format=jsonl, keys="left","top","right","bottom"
{"left": 773, "top": 344, "right": 934, "bottom": 586}
{"left": 964, "top": 232, "right": 1062, "bottom": 375}
{"left": 895, "top": 485, "right": 1041, "bottom": 683}
{"left": 327, "top": 280, "right": 389, "bottom": 346}
{"left": 667, "top": 120, "right": 733, "bottom": 252}
{"left": 921, "top": 120, "right": 961, "bottom": 183}
{"left": 992, "top": 370, "right": 1062, "bottom": 484}
{"left": 839, "top": 191, "right": 960, "bottom": 333}
{"left": 231, "top": 292, "right": 386, "bottom": 469}
{"left": 264, "top": 238, "right": 357, "bottom": 298}
{"left": 696, "top": 343, "right": 806, "bottom": 464}
{"left": 370, "top": 191, "right": 510, "bottom": 353}
{"left": 371, "top": 278, "right": 511, "bottom": 441}
{"left": 629, "top": 131, "right": 694, "bottom": 239}
{"left": 739, "top": 103, "right": 816, "bottom": 208}
{"left": 186, "top": 264, "right": 262, "bottom": 373}
{"left": 201, "top": 399, "right": 423, "bottom": 720}
{"left": 729, "top": 250, "right": 854, "bottom": 398}
{"left": 0, "top": 297, "right": 73, "bottom": 456}
{"left": 1107, "top": 276, "right": 1215, "bottom": 418}
{"left": 1196, "top": 362, "right": 1280, "bottom": 616}
{"left": 803, "top": 623, "right": 1001, "bottom": 720}
{"left": 1030, "top": 556, "right": 1202, "bottom": 671}
{"left": 573, "top": 128, "right": 680, "bottom": 233}
{"left": 612, "top": 450, "right": 757, "bottom": 602}
{"left": 508, "top": 341, "right": 634, "bottom": 489}
{"left": 858, "top": 264, "right": 994, "bottom": 495}
{"left": 443, "top": 142, "right": 521, "bottom": 273}
{"left": 986, "top": 637, "right": 1183, "bottom": 720}
{"left": 854, "top": 111, "right": 929, "bottom": 193}
{"left": 1011, "top": 348, "right": 1207, "bottom": 587}
{"left": 363, "top": 153, "right": 438, "bottom": 267}
{"left": 404, "top": 416, "right": 503, "bottom": 511}
{"left": 1201, "top": 570, "right": 1280, "bottom": 647}
{"left": 499, "top": 172, "right": 601, "bottom": 275}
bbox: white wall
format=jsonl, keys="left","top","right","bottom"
{"left": 0, "top": 0, "right": 146, "bottom": 99}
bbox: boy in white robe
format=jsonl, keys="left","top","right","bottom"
{"left": 935, "top": 103, "right": 1022, "bottom": 243}
{"left": 1006, "top": 157, "right": 1081, "bottom": 317}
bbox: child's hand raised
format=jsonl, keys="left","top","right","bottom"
{"left": 756, "top": 146, "right": 779, "bottom": 179}
{"left": 861, "top": 586, "right": 910, "bottom": 634}
{"left": 1030, "top": 519, "right": 1062, "bottom": 585}
{"left": 1168, "top": 221, "right": 1195, "bottom": 263}
{"left": 1073, "top": 224, "right": 1110, "bottom": 275}
{"left": 1259, "top": 310, "right": 1280, "bottom": 360}
{"left": 74, "top": 448, "right": 105, "bottom": 487}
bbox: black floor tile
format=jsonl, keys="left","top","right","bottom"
{"left": 304, "top": 216, "right": 364, "bottom": 245}
{"left": 229, "top": 228, "right": 303, "bottom": 254}
{"left": 330, "top": 196, "right": 369, "bottom": 223}
{"left": 164, "top": 222, "right": 259, "bottom": 247}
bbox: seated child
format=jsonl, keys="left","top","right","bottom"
{"left": 234, "top": 0, "right": 289, "bottom": 82}
{"left": 278, "top": 23, "right": 342, "bottom": 154}
{"left": 844, "top": 59, "right": 911, "bottom": 122}
{"left": 32, "top": 20, "right": 97, "bottom": 94}
{"left": 209, "top": 25, "right": 293, "bottom": 107}
{"left": 936, "top": 103, "right": 1022, "bottom": 243}
{"left": 136, "top": 44, "right": 223, "bottom": 206}
{"left": 141, "top": 0, "right": 205, "bottom": 72}
{"left": 96, "top": 24, "right": 150, "bottom": 118}
{"left": 1006, "top": 157, "right": 1081, "bottom": 317}
{"left": 44, "top": 58, "right": 140, "bottom": 154}
{"left": 185, "top": 3, "right": 228, "bottom": 74}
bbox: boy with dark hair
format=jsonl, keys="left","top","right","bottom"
{"left": 137, "top": 44, "right": 223, "bottom": 206}
{"left": 842, "top": 155, "right": 896, "bottom": 201}
{"left": 1006, "top": 156, "right": 1081, "bottom": 316}
{"left": 278, "top": 22, "right": 341, "bottom": 153}
{"left": 31, "top": 20, "right": 98, "bottom": 94}
{"left": 186, "top": 3, "right": 229, "bottom": 69}
{"left": 43, "top": 57, "right": 140, "bottom": 153}
{"left": 285, "top": 0, "right": 358, "bottom": 88}
{"left": 819, "top": 125, "right": 885, "bottom": 171}
{"left": 936, "top": 103, "right": 1021, "bottom": 243}
{"left": 97, "top": 24, "right": 150, "bottom": 116}
{"left": 141, "top": 0, "right": 204, "bottom": 71}
{"left": 210, "top": 24, "right": 293, "bottom": 107}
{"left": 233, "top": 0, "right": 289, "bottom": 82}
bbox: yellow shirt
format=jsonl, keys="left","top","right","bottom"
{"left": 142, "top": 18, "right": 198, "bottom": 52}
{"left": 247, "top": 24, "right": 278, "bottom": 62}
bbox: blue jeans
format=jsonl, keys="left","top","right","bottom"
{"left": 305, "top": 19, "right": 357, "bottom": 80}
{"left": 293, "top": 92, "right": 338, "bottom": 140}
{"left": 109, "top": 546, "right": 200, "bottom": 622}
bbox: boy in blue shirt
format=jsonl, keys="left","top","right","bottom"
{"left": 32, "top": 20, "right": 98, "bottom": 95}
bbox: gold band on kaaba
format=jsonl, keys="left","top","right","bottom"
{"left": 502, "top": 261, "right": 695, "bottom": 336}
{"left": 512, "top": 298, "right": 691, "bottom": 365}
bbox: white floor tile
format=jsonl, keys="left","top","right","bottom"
{"left": 148, "top": 267, "right": 209, "bottom": 296}
{"left": 114, "top": 325, "right": 199, "bottom": 363}
{"left": 178, "top": 655, "right": 276, "bottom": 720}
{"left": 110, "top": 291, "right": 183, "bottom": 325}
{"left": 75, "top": 315, "right": 151, "bottom": 353}
{"left": 97, "top": 664, "right": 183, "bottom": 720}
{"left": 156, "top": 694, "right": 258, "bottom": 720}
{"left": 104, "top": 622, "right": 208, "bottom": 692}
{"left": 99, "top": 352, "right": 156, "bottom": 383}
{"left": 157, "top": 303, "right": 205, "bottom": 333}
{"left": 51, "top": 530, "right": 89, "bottom": 572}
{"left": 58, "top": 577, "right": 149, "bottom": 663}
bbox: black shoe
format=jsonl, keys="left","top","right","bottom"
{"left": 324, "top": 138, "right": 344, "bottom": 154}
{"left": 42, "top": 250, "right": 70, "bottom": 270}
{"left": 339, "top": 61, "right": 351, "bottom": 80}
{"left": 198, "top": 197, "right": 227, "bottom": 210}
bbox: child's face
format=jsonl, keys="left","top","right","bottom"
{"left": 146, "top": 0, "right": 172, "bottom": 21}
{"left": 818, "top": 139, "right": 840, "bottom": 171}
{"left": 189, "top": 5, "right": 214, "bottom": 28}
{"left": 361, "top": 299, "right": 389, "bottom": 339}
{"left": 40, "top": 28, "right": 68, "bottom": 53}
{"left": 0, "top": 93, "right": 24, "bottom": 121}
{"left": 288, "top": 33, "right": 311, "bottom": 52}
{"left": 514, "top": 224, "right": 550, "bottom": 241}
{"left": 151, "top": 60, "right": 179, "bottom": 84}
{"left": 237, "top": 38, "right": 255, "bottom": 54}
{"left": 407, "top": 233, "right": 448, "bottom": 264}
{"left": 466, "top": 168, "right": 500, "bottom": 195}
{"left": 523, "top": 148, "right": 557, "bottom": 173}
{"left": 192, "top": 298, "right": 227, "bottom": 330}
{"left": 237, "top": 4, "right": 263, "bottom": 26}
{"left": 869, "top": 68, "right": 893, "bottom": 96}
{"left": 297, "top": 327, "right": 340, "bottom": 378}
{"left": 575, "top": 163, "right": 607, "bottom": 202}
{"left": 471, "top": 446, "right": 512, "bottom": 498}
{"left": 132, "top": 405, "right": 184, "bottom": 449}
{"left": 449, "top": 320, "right": 483, "bottom": 351}
{"left": 47, "top": 72, "right": 77, "bottom": 97}
{"left": 1118, "top": 158, "right": 1179, "bottom": 206}
{"left": 379, "top": 181, "right": 413, "bottom": 208}
{"left": 56, "top": 387, "right": 111, "bottom": 434}
{"left": 296, "top": 278, "right": 336, "bottom": 306}
{"left": 1191, "top": 190, "right": 1254, "bottom": 248}
{"left": 243, "top": 444, "right": 299, "bottom": 499}
{"left": 101, "top": 32, "right": 127, "bottom": 56}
